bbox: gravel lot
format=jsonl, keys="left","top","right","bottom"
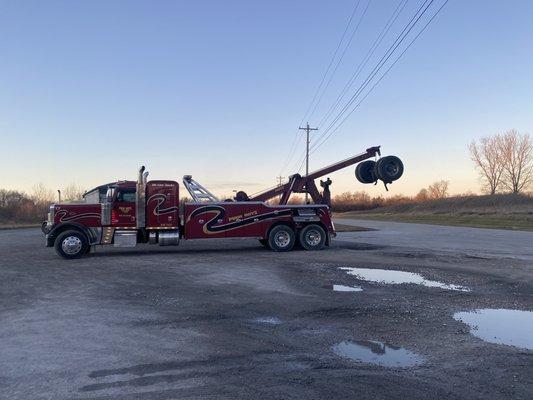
{"left": 1, "top": 223, "right": 532, "bottom": 399}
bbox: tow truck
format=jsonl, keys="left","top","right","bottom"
{"left": 42, "top": 146, "right": 403, "bottom": 258}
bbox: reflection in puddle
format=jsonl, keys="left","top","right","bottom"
{"left": 454, "top": 309, "right": 533, "bottom": 350}
{"left": 340, "top": 267, "right": 469, "bottom": 292}
{"left": 333, "top": 284, "right": 363, "bottom": 292}
{"left": 332, "top": 340, "right": 424, "bottom": 367}
{"left": 254, "top": 317, "right": 282, "bottom": 325}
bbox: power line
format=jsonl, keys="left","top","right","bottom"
{"left": 299, "top": 0, "right": 361, "bottom": 127}
{"left": 317, "top": 0, "right": 409, "bottom": 129}
{"left": 311, "top": 0, "right": 450, "bottom": 154}
{"left": 306, "top": 0, "right": 373, "bottom": 122}
{"left": 310, "top": 0, "right": 436, "bottom": 153}
{"left": 278, "top": 0, "right": 362, "bottom": 176}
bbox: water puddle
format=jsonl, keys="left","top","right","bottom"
{"left": 333, "top": 284, "right": 363, "bottom": 292}
{"left": 254, "top": 317, "right": 282, "bottom": 325}
{"left": 340, "top": 267, "right": 469, "bottom": 292}
{"left": 332, "top": 340, "right": 424, "bottom": 367}
{"left": 454, "top": 309, "right": 533, "bottom": 350}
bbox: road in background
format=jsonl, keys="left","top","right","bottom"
{"left": 335, "top": 218, "right": 533, "bottom": 261}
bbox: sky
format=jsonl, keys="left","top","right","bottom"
{"left": 1, "top": 0, "right": 532, "bottom": 199}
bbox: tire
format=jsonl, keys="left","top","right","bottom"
{"left": 298, "top": 224, "right": 326, "bottom": 251}
{"left": 54, "top": 230, "right": 89, "bottom": 259}
{"left": 375, "top": 156, "right": 404, "bottom": 183}
{"left": 268, "top": 225, "right": 295, "bottom": 252}
{"left": 355, "top": 160, "right": 377, "bottom": 184}
{"left": 41, "top": 221, "right": 49, "bottom": 234}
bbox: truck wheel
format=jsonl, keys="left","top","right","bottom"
{"left": 54, "top": 230, "right": 89, "bottom": 259}
{"left": 299, "top": 224, "right": 326, "bottom": 251}
{"left": 268, "top": 225, "right": 295, "bottom": 252}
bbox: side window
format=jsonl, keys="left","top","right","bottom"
{"left": 116, "top": 190, "right": 136, "bottom": 203}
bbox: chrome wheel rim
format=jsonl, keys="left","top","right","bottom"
{"left": 62, "top": 236, "right": 82, "bottom": 255}
{"left": 305, "top": 229, "right": 322, "bottom": 246}
{"left": 274, "top": 231, "right": 291, "bottom": 248}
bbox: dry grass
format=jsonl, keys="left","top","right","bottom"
{"left": 336, "top": 193, "right": 533, "bottom": 231}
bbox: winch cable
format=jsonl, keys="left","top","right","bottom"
{"left": 310, "top": 0, "right": 449, "bottom": 155}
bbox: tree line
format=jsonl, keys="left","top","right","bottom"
{"left": 0, "top": 183, "right": 85, "bottom": 224}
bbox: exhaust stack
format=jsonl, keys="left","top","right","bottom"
{"left": 136, "top": 166, "right": 148, "bottom": 228}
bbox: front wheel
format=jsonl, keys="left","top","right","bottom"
{"left": 268, "top": 225, "right": 295, "bottom": 252}
{"left": 299, "top": 224, "right": 326, "bottom": 251}
{"left": 54, "top": 230, "right": 89, "bottom": 259}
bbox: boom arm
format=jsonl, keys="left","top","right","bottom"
{"left": 250, "top": 146, "right": 381, "bottom": 205}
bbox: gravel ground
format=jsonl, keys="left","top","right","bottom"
{"left": 0, "top": 225, "right": 532, "bottom": 400}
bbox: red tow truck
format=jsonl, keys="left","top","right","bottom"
{"left": 42, "top": 146, "right": 403, "bottom": 258}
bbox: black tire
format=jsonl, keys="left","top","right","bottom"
{"left": 299, "top": 224, "right": 326, "bottom": 251}
{"left": 41, "top": 221, "right": 49, "bottom": 234}
{"left": 259, "top": 239, "right": 269, "bottom": 248}
{"left": 54, "top": 229, "right": 89, "bottom": 259}
{"left": 268, "top": 225, "right": 295, "bottom": 252}
{"left": 375, "top": 156, "right": 404, "bottom": 183}
{"left": 355, "top": 160, "right": 377, "bottom": 184}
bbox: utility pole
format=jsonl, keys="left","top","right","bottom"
{"left": 276, "top": 176, "right": 284, "bottom": 186}
{"left": 299, "top": 122, "right": 318, "bottom": 203}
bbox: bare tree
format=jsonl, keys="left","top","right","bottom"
{"left": 63, "top": 183, "right": 85, "bottom": 202}
{"left": 415, "top": 188, "right": 429, "bottom": 201}
{"left": 427, "top": 180, "right": 449, "bottom": 199}
{"left": 31, "top": 183, "right": 54, "bottom": 205}
{"left": 469, "top": 135, "right": 504, "bottom": 194}
{"left": 498, "top": 129, "right": 533, "bottom": 194}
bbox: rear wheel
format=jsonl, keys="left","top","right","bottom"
{"left": 299, "top": 224, "right": 326, "bottom": 251}
{"left": 268, "top": 225, "right": 295, "bottom": 252}
{"left": 54, "top": 230, "right": 89, "bottom": 259}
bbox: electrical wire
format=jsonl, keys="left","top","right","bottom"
{"left": 309, "top": 0, "right": 436, "bottom": 153}
{"left": 311, "top": 0, "right": 450, "bottom": 154}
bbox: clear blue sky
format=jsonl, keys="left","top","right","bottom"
{"left": 1, "top": 0, "right": 532, "bottom": 197}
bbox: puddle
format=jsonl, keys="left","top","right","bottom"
{"left": 254, "top": 317, "right": 282, "bottom": 325}
{"left": 340, "top": 267, "right": 469, "bottom": 292}
{"left": 332, "top": 340, "right": 424, "bottom": 367}
{"left": 333, "top": 284, "right": 362, "bottom": 292}
{"left": 454, "top": 309, "right": 533, "bottom": 350}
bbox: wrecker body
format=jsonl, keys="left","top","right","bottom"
{"left": 42, "top": 146, "right": 403, "bottom": 258}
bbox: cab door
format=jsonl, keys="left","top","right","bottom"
{"left": 112, "top": 188, "right": 136, "bottom": 227}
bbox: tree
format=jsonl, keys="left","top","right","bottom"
{"left": 469, "top": 135, "right": 504, "bottom": 194}
{"left": 63, "top": 183, "right": 85, "bottom": 202}
{"left": 498, "top": 129, "right": 533, "bottom": 194}
{"left": 427, "top": 180, "right": 449, "bottom": 199}
{"left": 415, "top": 188, "right": 429, "bottom": 201}
{"left": 31, "top": 183, "right": 54, "bottom": 205}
